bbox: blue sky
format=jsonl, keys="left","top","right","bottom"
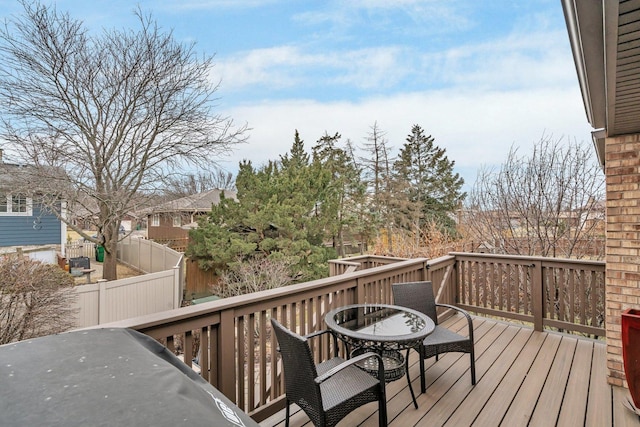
{"left": 0, "top": 0, "right": 594, "bottom": 189}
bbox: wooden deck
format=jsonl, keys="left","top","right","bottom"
{"left": 260, "top": 315, "right": 640, "bottom": 427}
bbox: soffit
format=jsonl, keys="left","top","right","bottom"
{"left": 611, "top": 0, "right": 640, "bottom": 136}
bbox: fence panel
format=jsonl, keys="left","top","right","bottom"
{"left": 118, "top": 236, "right": 181, "bottom": 273}
{"left": 66, "top": 241, "right": 96, "bottom": 259}
{"left": 71, "top": 269, "right": 180, "bottom": 328}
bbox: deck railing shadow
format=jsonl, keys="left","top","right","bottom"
{"left": 99, "top": 253, "right": 605, "bottom": 422}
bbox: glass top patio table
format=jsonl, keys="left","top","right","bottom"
{"left": 325, "top": 303, "right": 434, "bottom": 408}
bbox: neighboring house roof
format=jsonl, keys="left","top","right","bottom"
{"left": 145, "top": 188, "right": 238, "bottom": 214}
{"left": 0, "top": 162, "right": 36, "bottom": 191}
{"left": 562, "top": 1, "right": 640, "bottom": 166}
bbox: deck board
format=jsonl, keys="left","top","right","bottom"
{"left": 259, "top": 316, "right": 637, "bottom": 427}
{"left": 500, "top": 332, "right": 562, "bottom": 426}
{"left": 587, "top": 342, "right": 613, "bottom": 427}
{"left": 471, "top": 329, "right": 546, "bottom": 426}
{"left": 529, "top": 336, "right": 578, "bottom": 426}
{"left": 443, "top": 327, "right": 532, "bottom": 426}
{"left": 557, "top": 339, "right": 594, "bottom": 426}
{"left": 426, "top": 324, "right": 521, "bottom": 425}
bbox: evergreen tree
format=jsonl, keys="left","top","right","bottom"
{"left": 187, "top": 132, "right": 336, "bottom": 284}
{"left": 393, "top": 125, "right": 465, "bottom": 237}
{"left": 312, "top": 132, "right": 366, "bottom": 257}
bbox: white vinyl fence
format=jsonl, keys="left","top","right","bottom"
{"left": 65, "top": 241, "right": 96, "bottom": 259}
{"left": 71, "top": 237, "right": 184, "bottom": 329}
{"left": 117, "top": 236, "right": 182, "bottom": 274}
{"left": 72, "top": 267, "right": 182, "bottom": 328}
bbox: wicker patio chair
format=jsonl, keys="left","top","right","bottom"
{"left": 271, "top": 318, "right": 388, "bottom": 427}
{"left": 392, "top": 281, "right": 476, "bottom": 393}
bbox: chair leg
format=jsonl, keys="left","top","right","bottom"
{"left": 285, "top": 399, "right": 290, "bottom": 427}
{"left": 420, "top": 356, "right": 426, "bottom": 394}
{"left": 470, "top": 351, "right": 477, "bottom": 385}
{"left": 379, "top": 393, "right": 388, "bottom": 427}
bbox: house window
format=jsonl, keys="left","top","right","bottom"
{"left": 151, "top": 214, "right": 160, "bottom": 227}
{"left": 173, "top": 216, "right": 181, "bottom": 227}
{"left": 0, "top": 194, "right": 32, "bottom": 216}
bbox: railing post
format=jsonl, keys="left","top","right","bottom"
{"left": 218, "top": 308, "right": 237, "bottom": 402}
{"left": 355, "top": 277, "right": 365, "bottom": 304}
{"left": 531, "top": 262, "right": 544, "bottom": 331}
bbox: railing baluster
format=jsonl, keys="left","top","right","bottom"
{"left": 259, "top": 311, "right": 267, "bottom": 407}
{"left": 237, "top": 315, "right": 246, "bottom": 410}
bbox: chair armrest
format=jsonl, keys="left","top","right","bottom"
{"left": 304, "top": 329, "right": 339, "bottom": 357}
{"left": 314, "top": 351, "right": 384, "bottom": 385}
{"left": 436, "top": 303, "right": 474, "bottom": 341}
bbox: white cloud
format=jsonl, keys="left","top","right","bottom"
{"left": 293, "top": 0, "right": 472, "bottom": 35}
{"left": 219, "top": 85, "right": 593, "bottom": 190}
{"left": 215, "top": 21, "right": 576, "bottom": 96}
{"left": 216, "top": 45, "right": 410, "bottom": 91}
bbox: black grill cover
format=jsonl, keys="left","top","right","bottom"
{"left": 0, "top": 328, "right": 259, "bottom": 427}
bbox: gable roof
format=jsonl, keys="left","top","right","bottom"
{"left": 146, "top": 188, "right": 238, "bottom": 214}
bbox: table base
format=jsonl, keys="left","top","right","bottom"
{"left": 351, "top": 348, "right": 405, "bottom": 382}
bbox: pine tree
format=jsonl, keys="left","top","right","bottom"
{"left": 393, "top": 125, "right": 465, "bottom": 237}
{"left": 187, "top": 132, "right": 336, "bottom": 283}
{"left": 312, "top": 132, "right": 366, "bottom": 257}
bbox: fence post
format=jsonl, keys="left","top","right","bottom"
{"left": 173, "top": 264, "right": 181, "bottom": 309}
{"left": 97, "top": 279, "right": 108, "bottom": 324}
{"left": 531, "top": 262, "right": 544, "bottom": 331}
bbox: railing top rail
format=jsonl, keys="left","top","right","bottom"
{"left": 426, "top": 254, "right": 456, "bottom": 265}
{"left": 331, "top": 260, "right": 360, "bottom": 267}
{"left": 449, "top": 252, "right": 605, "bottom": 267}
{"left": 329, "top": 254, "right": 409, "bottom": 264}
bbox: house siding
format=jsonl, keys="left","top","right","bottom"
{"left": 147, "top": 212, "right": 198, "bottom": 241}
{"left": 0, "top": 203, "right": 61, "bottom": 247}
{"left": 605, "top": 133, "right": 640, "bottom": 387}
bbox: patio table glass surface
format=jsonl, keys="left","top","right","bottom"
{"left": 325, "top": 303, "right": 434, "bottom": 349}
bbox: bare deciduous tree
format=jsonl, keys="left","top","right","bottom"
{"left": 0, "top": 2, "right": 245, "bottom": 279}
{"left": 161, "top": 170, "right": 236, "bottom": 200}
{"left": 464, "top": 135, "right": 605, "bottom": 258}
{"left": 0, "top": 255, "right": 77, "bottom": 344}
{"left": 359, "top": 122, "right": 396, "bottom": 253}
{"left": 213, "top": 256, "right": 293, "bottom": 298}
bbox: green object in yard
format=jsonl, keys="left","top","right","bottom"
{"left": 192, "top": 295, "right": 220, "bottom": 304}
{"left": 95, "top": 245, "right": 104, "bottom": 262}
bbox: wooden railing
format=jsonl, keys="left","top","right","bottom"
{"left": 98, "top": 253, "right": 605, "bottom": 422}
{"left": 443, "top": 252, "right": 606, "bottom": 337}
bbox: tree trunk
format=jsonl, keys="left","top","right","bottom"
{"left": 101, "top": 233, "right": 118, "bottom": 281}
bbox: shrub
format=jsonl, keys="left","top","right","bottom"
{"left": 0, "top": 255, "right": 78, "bottom": 344}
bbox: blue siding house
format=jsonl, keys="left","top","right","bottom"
{"left": 0, "top": 158, "right": 65, "bottom": 248}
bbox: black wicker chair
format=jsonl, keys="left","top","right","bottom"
{"left": 392, "top": 281, "right": 476, "bottom": 393}
{"left": 271, "top": 318, "right": 387, "bottom": 427}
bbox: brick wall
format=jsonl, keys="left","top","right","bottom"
{"left": 606, "top": 133, "right": 640, "bottom": 386}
